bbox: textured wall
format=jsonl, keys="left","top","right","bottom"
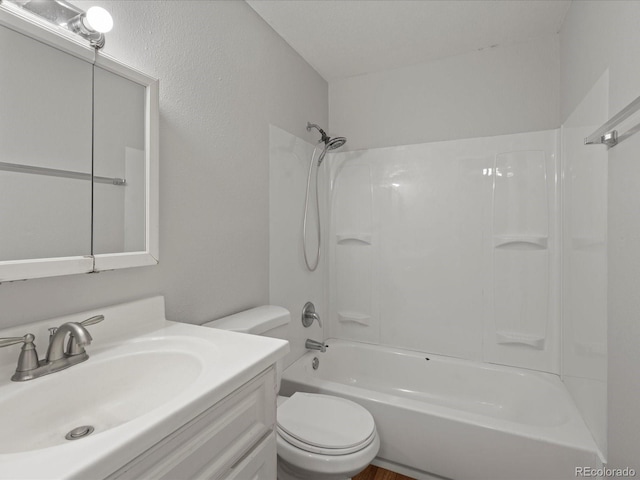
{"left": 561, "top": 0, "right": 640, "bottom": 470}
{"left": 0, "top": 1, "right": 327, "bottom": 328}
{"left": 329, "top": 35, "right": 560, "bottom": 151}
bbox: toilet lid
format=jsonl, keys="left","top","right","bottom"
{"left": 277, "top": 393, "right": 376, "bottom": 453}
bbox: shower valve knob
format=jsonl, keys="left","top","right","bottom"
{"left": 302, "top": 302, "right": 321, "bottom": 328}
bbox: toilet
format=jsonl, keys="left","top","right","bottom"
{"left": 204, "top": 306, "right": 380, "bottom": 480}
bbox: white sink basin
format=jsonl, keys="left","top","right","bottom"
{"left": 0, "top": 297, "right": 289, "bottom": 480}
{"left": 0, "top": 338, "right": 203, "bottom": 453}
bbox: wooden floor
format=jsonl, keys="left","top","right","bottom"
{"left": 353, "top": 465, "right": 415, "bottom": 480}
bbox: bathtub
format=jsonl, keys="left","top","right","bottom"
{"left": 280, "top": 340, "right": 601, "bottom": 480}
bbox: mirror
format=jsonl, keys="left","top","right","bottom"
{"left": 0, "top": 3, "right": 158, "bottom": 281}
{"left": 93, "top": 65, "right": 147, "bottom": 255}
{"left": 0, "top": 24, "right": 93, "bottom": 262}
{"left": 91, "top": 55, "right": 159, "bottom": 272}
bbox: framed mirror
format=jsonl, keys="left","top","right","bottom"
{"left": 0, "top": 2, "right": 158, "bottom": 281}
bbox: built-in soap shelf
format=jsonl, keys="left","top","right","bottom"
{"left": 496, "top": 331, "right": 545, "bottom": 349}
{"left": 337, "top": 311, "right": 371, "bottom": 326}
{"left": 490, "top": 150, "right": 550, "bottom": 366}
{"left": 336, "top": 233, "right": 372, "bottom": 245}
{"left": 493, "top": 235, "right": 548, "bottom": 249}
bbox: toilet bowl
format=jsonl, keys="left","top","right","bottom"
{"left": 203, "top": 306, "right": 380, "bottom": 480}
{"left": 276, "top": 393, "right": 380, "bottom": 480}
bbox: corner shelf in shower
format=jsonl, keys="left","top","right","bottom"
{"left": 336, "top": 233, "right": 373, "bottom": 245}
{"left": 493, "top": 235, "right": 548, "bottom": 249}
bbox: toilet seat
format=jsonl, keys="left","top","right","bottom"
{"left": 277, "top": 393, "right": 376, "bottom": 456}
{"left": 277, "top": 426, "right": 377, "bottom": 456}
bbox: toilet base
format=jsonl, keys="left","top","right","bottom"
{"left": 277, "top": 458, "right": 359, "bottom": 480}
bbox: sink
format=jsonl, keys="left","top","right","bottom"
{"left": 0, "top": 296, "right": 289, "bottom": 480}
{"left": 0, "top": 338, "right": 203, "bottom": 453}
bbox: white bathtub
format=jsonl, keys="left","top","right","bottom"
{"left": 280, "top": 340, "right": 601, "bottom": 480}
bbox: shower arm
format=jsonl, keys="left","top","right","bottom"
{"left": 307, "top": 122, "right": 329, "bottom": 144}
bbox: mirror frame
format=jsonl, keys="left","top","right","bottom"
{"left": 0, "top": 2, "right": 159, "bottom": 282}
{"left": 92, "top": 55, "right": 159, "bottom": 272}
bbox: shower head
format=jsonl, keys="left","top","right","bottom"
{"left": 326, "top": 137, "right": 346, "bottom": 150}
{"left": 317, "top": 137, "right": 347, "bottom": 166}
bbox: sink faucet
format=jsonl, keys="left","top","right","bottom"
{"left": 305, "top": 338, "right": 327, "bottom": 353}
{"left": 46, "top": 322, "right": 92, "bottom": 363}
{"left": 0, "top": 315, "right": 104, "bottom": 382}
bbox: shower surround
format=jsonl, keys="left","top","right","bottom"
{"left": 328, "top": 130, "right": 560, "bottom": 374}
{"left": 268, "top": 124, "right": 606, "bottom": 478}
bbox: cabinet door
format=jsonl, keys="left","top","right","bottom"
{"left": 106, "top": 368, "right": 276, "bottom": 480}
{"left": 0, "top": 24, "right": 92, "bottom": 269}
{"left": 225, "top": 433, "right": 277, "bottom": 480}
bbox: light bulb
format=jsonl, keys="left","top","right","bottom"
{"left": 84, "top": 6, "right": 113, "bottom": 33}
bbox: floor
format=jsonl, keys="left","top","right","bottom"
{"left": 354, "top": 465, "right": 416, "bottom": 480}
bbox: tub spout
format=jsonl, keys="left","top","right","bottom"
{"left": 305, "top": 338, "right": 327, "bottom": 353}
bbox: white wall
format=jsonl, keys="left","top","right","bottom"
{"left": 329, "top": 34, "right": 560, "bottom": 151}
{"left": 0, "top": 1, "right": 327, "bottom": 328}
{"left": 561, "top": 0, "right": 640, "bottom": 470}
{"left": 328, "top": 130, "right": 559, "bottom": 373}
{"left": 269, "top": 125, "right": 327, "bottom": 367}
{"left": 326, "top": 32, "right": 562, "bottom": 374}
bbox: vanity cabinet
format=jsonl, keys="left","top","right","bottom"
{"left": 106, "top": 368, "right": 277, "bottom": 480}
{"left": 0, "top": 298, "right": 289, "bottom": 479}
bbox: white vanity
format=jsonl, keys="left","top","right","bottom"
{"left": 0, "top": 297, "right": 289, "bottom": 479}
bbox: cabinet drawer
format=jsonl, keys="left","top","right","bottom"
{"left": 107, "top": 367, "right": 276, "bottom": 480}
{"left": 224, "top": 432, "right": 276, "bottom": 480}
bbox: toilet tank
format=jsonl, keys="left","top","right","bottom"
{"left": 204, "top": 305, "right": 290, "bottom": 337}
{"left": 202, "top": 305, "right": 290, "bottom": 390}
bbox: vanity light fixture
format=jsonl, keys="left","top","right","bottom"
{"left": 5, "top": 0, "right": 113, "bottom": 48}
{"left": 67, "top": 5, "right": 113, "bottom": 46}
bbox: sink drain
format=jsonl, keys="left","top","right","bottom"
{"left": 65, "top": 425, "right": 95, "bottom": 441}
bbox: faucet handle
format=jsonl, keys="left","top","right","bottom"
{"left": 302, "top": 302, "right": 322, "bottom": 328}
{"left": 80, "top": 315, "right": 104, "bottom": 327}
{"left": 0, "top": 334, "right": 40, "bottom": 378}
{"left": 0, "top": 336, "right": 29, "bottom": 348}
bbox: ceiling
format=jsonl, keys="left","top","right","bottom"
{"left": 246, "top": 0, "right": 571, "bottom": 82}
